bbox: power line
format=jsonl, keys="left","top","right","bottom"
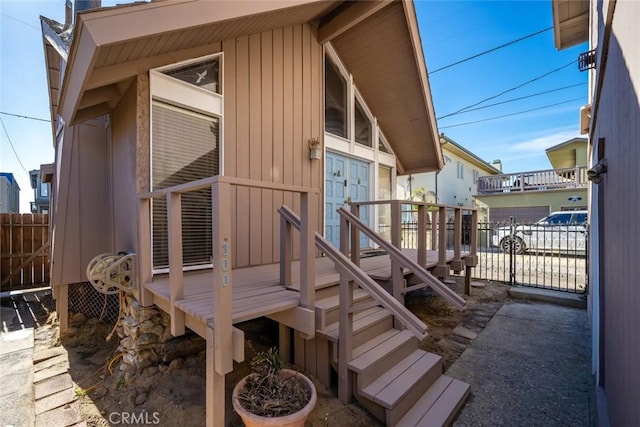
{"left": 429, "top": 26, "right": 553, "bottom": 75}
{"left": 0, "top": 112, "right": 51, "bottom": 123}
{"left": 439, "top": 59, "right": 577, "bottom": 119}
{"left": 439, "top": 97, "right": 585, "bottom": 130}
{"left": 0, "top": 13, "right": 39, "bottom": 31}
{"left": 437, "top": 82, "right": 586, "bottom": 120}
{"left": 0, "top": 117, "right": 28, "bottom": 174}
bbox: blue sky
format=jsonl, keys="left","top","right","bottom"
{"left": 0, "top": 1, "right": 588, "bottom": 213}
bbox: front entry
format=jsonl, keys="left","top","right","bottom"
{"left": 325, "top": 151, "right": 370, "bottom": 248}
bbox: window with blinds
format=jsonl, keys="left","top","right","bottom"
{"left": 151, "top": 101, "right": 220, "bottom": 270}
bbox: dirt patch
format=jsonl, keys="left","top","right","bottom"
{"left": 33, "top": 279, "right": 511, "bottom": 426}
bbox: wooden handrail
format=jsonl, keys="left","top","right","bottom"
{"left": 278, "top": 206, "right": 428, "bottom": 338}
{"left": 338, "top": 208, "right": 466, "bottom": 310}
{"left": 138, "top": 176, "right": 319, "bottom": 199}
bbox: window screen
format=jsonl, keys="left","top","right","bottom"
{"left": 152, "top": 102, "right": 220, "bottom": 269}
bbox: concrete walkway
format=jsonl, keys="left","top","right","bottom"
{"left": 447, "top": 302, "right": 592, "bottom": 426}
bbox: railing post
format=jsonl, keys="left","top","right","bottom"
{"left": 519, "top": 173, "right": 525, "bottom": 191}
{"left": 167, "top": 192, "right": 185, "bottom": 337}
{"left": 451, "top": 207, "right": 464, "bottom": 272}
{"left": 433, "top": 206, "right": 448, "bottom": 279}
{"left": 417, "top": 204, "right": 426, "bottom": 267}
{"left": 350, "top": 203, "right": 360, "bottom": 267}
{"left": 137, "top": 197, "right": 153, "bottom": 306}
{"left": 390, "top": 200, "right": 404, "bottom": 303}
{"left": 338, "top": 267, "right": 354, "bottom": 404}
{"left": 430, "top": 210, "right": 438, "bottom": 250}
{"left": 300, "top": 192, "right": 315, "bottom": 310}
{"left": 211, "top": 181, "right": 233, "bottom": 375}
{"left": 280, "top": 215, "right": 292, "bottom": 287}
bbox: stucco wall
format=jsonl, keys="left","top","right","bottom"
{"left": 476, "top": 189, "right": 588, "bottom": 213}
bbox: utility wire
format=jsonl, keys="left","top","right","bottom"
{"left": 439, "top": 59, "right": 577, "bottom": 119}
{"left": 1, "top": 13, "right": 39, "bottom": 31}
{"left": 439, "top": 96, "right": 585, "bottom": 130}
{"left": 437, "top": 82, "right": 586, "bottom": 120}
{"left": 0, "top": 112, "right": 51, "bottom": 123}
{"left": 0, "top": 117, "right": 28, "bottom": 174}
{"left": 429, "top": 26, "right": 553, "bottom": 75}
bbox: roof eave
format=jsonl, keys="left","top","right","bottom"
{"left": 551, "top": 0, "right": 589, "bottom": 50}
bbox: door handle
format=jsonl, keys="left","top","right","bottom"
{"left": 345, "top": 196, "right": 352, "bottom": 204}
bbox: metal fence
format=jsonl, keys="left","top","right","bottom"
{"left": 68, "top": 282, "right": 121, "bottom": 323}
{"left": 399, "top": 209, "right": 587, "bottom": 293}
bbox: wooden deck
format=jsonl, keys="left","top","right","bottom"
{"left": 145, "top": 249, "right": 466, "bottom": 338}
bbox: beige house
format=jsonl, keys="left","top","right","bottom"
{"left": 41, "top": 1, "right": 478, "bottom": 425}
{"left": 553, "top": 0, "right": 640, "bottom": 425}
{"left": 398, "top": 134, "right": 501, "bottom": 220}
{"left": 475, "top": 137, "right": 588, "bottom": 222}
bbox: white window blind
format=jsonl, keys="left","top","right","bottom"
{"left": 152, "top": 101, "right": 220, "bottom": 270}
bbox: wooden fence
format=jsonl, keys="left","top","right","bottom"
{"left": 0, "top": 213, "right": 50, "bottom": 291}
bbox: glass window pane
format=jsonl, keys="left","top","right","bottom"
{"left": 152, "top": 102, "right": 220, "bottom": 269}
{"left": 355, "top": 99, "right": 372, "bottom": 147}
{"left": 324, "top": 58, "right": 348, "bottom": 138}
{"left": 163, "top": 57, "right": 220, "bottom": 94}
{"left": 379, "top": 136, "right": 391, "bottom": 154}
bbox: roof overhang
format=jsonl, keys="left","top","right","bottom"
{"left": 40, "top": 16, "right": 69, "bottom": 141}
{"left": 325, "top": 0, "right": 443, "bottom": 174}
{"left": 440, "top": 136, "right": 501, "bottom": 175}
{"left": 58, "top": 0, "right": 442, "bottom": 175}
{"left": 545, "top": 137, "right": 587, "bottom": 169}
{"left": 551, "top": 0, "right": 589, "bottom": 50}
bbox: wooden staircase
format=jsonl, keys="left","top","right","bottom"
{"left": 315, "top": 291, "right": 470, "bottom": 427}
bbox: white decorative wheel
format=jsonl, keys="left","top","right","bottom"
{"left": 86, "top": 253, "right": 136, "bottom": 294}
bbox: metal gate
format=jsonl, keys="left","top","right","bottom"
{"left": 473, "top": 218, "right": 587, "bottom": 293}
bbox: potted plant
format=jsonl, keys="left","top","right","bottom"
{"left": 232, "top": 347, "right": 317, "bottom": 427}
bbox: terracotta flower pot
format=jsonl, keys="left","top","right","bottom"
{"left": 232, "top": 369, "right": 317, "bottom": 427}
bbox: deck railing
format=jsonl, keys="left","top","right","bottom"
{"left": 477, "top": 166, "right": 588, "bottom": 194}
{"left": 351, "top": 200, "right": 478, "bottom": 290}
{"left": 278, "top": 205, "right": 429, "bottom": 403}
{"left": 138, "top": 176, "right": 318, "bottom": 377}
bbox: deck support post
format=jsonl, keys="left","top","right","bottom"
{"left": 279, "top": 324, "right": 292, "bottom": 363}
{"left": 137, "top": 198, "right": 153, "bottom": 306}
{"left": 417, "top": 204, "right": 427, "bottom": 267}
{"left": 206, "top": 326, "right": 225, "bottom": 427}
{"left": 390, "top": 200, "right": 404, "bottom": 304}
{"left": 167, "top": 192, "right": 185, "bottom": 337}
{"left": 212, "top": 182, "right": 233, "bottom": 375}
{"left": 57, "top": 283, "right": 69, "bottom": 332}
{"left": 464, "top": 265, "right": 472, "bottom": 296}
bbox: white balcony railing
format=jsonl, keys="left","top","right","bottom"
{"left": 477, "top": 166, "right": 587, "bottom": 194}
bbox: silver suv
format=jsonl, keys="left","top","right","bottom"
{"left": 492, "top": 211, "right": 588, "bottom": 255}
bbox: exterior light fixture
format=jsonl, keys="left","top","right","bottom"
{"left": 309, "top": 138, "right": 321, "bottom": 160}
{"left": 587, "top": 159, "right": 607, "bottom": 184}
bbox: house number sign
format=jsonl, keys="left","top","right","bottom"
{"left": 221, "top": 239, "right": 230, "bottom": 287}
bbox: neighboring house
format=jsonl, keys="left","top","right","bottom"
{"left": 29, "top": 169, "right": 50, "bottom": 213}
{"left": 41, "top": 1, "right": 475, "bottom": 425}
{"left": 0, "top": 172, "right": 20, "bottom": 213}
{"left": 397, "top": 133, "right": 501, "bottom": 219}
{"left": 552, "top": 0, "right": 640, "bottom": 425}
{"left": 475, "top": 137, "right": 588, "bottom": 222}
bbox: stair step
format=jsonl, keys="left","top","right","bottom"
{"left": 396, "top": 375, "right": 470, "bottom": 427}
{"left": 315, "top": 288, "right": 373, "bottom": 330}
{"left": 348, "top": 330, "right": 416, "bottom": 374}
{"left": 361, "top": 350, "right": 441, "bottom": 409}
{"left": 331, "top": 329, "right": 403, "bottom": 367}
{"left": 319, "top": 307, "right": 392, "bottom": 342}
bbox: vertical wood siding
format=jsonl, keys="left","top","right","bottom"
{"left": 223, "top": 24, "right": 322, "bottom": 268}
{"left": 593, "top": 1, "right": 640, "bottom": 424}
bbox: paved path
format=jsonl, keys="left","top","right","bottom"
{"left": 447, "top": 302, "right": 592, "bottom": 426}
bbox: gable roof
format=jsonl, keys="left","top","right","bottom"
{"left": 440, "top": 135, "right": 501, "bottom": 175}
{"left": 47, "top": 0, "right": 442, "bottom": 175}
{"left": 545, "top": 137, "right": 587, "bottom": 168}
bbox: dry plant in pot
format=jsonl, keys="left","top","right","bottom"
{"left": 232, "top": 347, "right": 317, "bottom": 427}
